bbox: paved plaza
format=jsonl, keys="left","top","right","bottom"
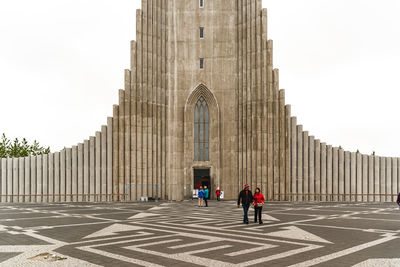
{"left": 0, "top": 201, "right": 400, "bottom": 266}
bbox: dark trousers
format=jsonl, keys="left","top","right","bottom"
{"left": 204, "top": 197, "right": 208, "bottom": 207}
{"left": 254, "top": 206, "right": 263, "bottom": 222}
{"left": 242, "top": 204, "right": 250, "bottom": 222}
{"left": 217, "top": 195, "right": 220, "bottom": 201}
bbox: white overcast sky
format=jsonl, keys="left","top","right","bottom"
{"left": 0, "top": 0, "right": 399, "bottom": 157}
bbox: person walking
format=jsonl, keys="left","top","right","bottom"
{"left": 397, "top": 192, "right": 400, "bottom": 210}
{"left": 216, "top": 187, "right": 221, "bottom": 201}
{"left": 204, "top": 185, "right": 209, "bottom": 207}
{"left": 237, "top": 184, "right": 253, "bottom": 224}
{"left": 253, "top": 187, "right": 265, "bottom": 224}
{"left": 198, "top": 186, "right": 204, "bottom": 207}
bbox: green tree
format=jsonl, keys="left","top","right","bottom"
{"left": 0, "top": 133, "right": 50, "bottom": 158}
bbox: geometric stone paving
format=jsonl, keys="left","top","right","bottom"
{"left": 0, "top": 201, "right": 399, "bottom": 266}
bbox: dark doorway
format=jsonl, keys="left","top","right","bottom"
{"left": 194, "top": 168, "right": 211, "bottom": 191}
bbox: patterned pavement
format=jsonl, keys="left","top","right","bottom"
{"left": 0, "top": 201, "right": 400, "bottom": 266}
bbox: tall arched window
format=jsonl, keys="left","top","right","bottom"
{"left": 194, "top": 96, "right": 209, "bottom": 161}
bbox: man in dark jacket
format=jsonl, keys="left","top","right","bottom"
{"left": 237, "top": 184, "right": 253, "bottom": 224}
{"left": 397, "top": 192, "right": 400, "bottom": 207}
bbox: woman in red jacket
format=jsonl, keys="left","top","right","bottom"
{"left": 253, "top": 187, "right": 265, "bottom": 224}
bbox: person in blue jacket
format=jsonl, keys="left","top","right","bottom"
{"left": 198, "top": 186, "right": 204, "bottom": 207}
{"left": 204, "top": 185, "right": 209, "bottom": 207}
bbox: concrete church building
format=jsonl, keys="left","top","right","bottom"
{"left": 1, "top": 0, "right": 399, "bottom": 203}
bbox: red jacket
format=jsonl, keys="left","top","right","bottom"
{"left": 216, "top": 190, "right": 221, "bottom": 196}
{"left": 253, "top": 193, "right": 265, "bottom": 207}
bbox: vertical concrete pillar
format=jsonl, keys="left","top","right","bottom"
{"left": 344, "top": 151, "right": 350, "bottom": 201}
{"left": 30, "top": 156, "right": 37, "bottom": 202}
{"left": 60, "top": 150, "right": 66, "bottom": 202}
{"left": 54, "top": 152, "right": 60, "bottom": 202}
{"left": 362, "top": 154, "right": 368, "bottom": 202}
{"left": 338, "top": 148, "right": 344, "bottom": 202}
{"left": 356, "top": 153, "right": 362, "bottom": 202}
{"left": 113, "top": 105, "right": 119, "bottom": 201}
{"left": 136, "top": 9, "right": 143, "bottom": 201}
{"left": 326, "top": 145, "right": 332, "bottom": 201}
{"left": 320, "top": 143, "right": 327, "bottom": 201}
{"left": 131, "top": 41, "right": 138, "bottom": 202}
{"left": 285, "top": 105, "right": 291, "bottom": 201}
{"left": 12, "top": 158, "right": 18, "bottom": 203}
{"left": 124, "top": 70, "right": 132, "bottom": 201}
{"left": 101, "top": 126, "right": 107, "bottom": 202}
{"left": 279, "top": 90, "right": 286, "bottom": 200}
{"left": 84, "top": 140, "right": 90, "bottom": 202}
{"left": 309, "top": 136, "right": 315, "bottom": 201}
{"left": 24, "top": 157, "right": 30, "bottom": 202}
{"left": 96, "top": 131, "right": 102, "bottom": 201}
{"left": 393, "top": 158, "right": 398, "bottom": 202}
{"left": 386, "top": 158, "right": 392, "bottom": 202}
{"left": 72, "top": 146, "right": 78, "bottom": 202}
{"left": 273, "top": 70, "right": 280, "bottom": 200}
{"left": 315, "top": 140, "right": 321, "bottom": 201}
{"left": 380, "top": 157, "right": 386, "bottom": 202}
{"left": 42, "top": 154, "right": 48, "bottom": 203}
{"left": 0, "top": 159, "right": 4, "bottom": 203}
{"left": 332, "top": 147, "right": 338, "bottom": 202}
{"left": 6, "top": 158, "right": 13, "bottom": 202}
{"left": 303, "top": 131, "right": 309, "bottom": 201}
{"left": 48, "top": 153, "right": 54, "bottom": 202}
{"left": 77, "top": 144, "right": 83, "bottom": 202}
{"left": 107, "top": 118, "right": 113, "bottom": 201}
{"left": 65, "top": 148, "right": 72, "bottom": 202}
{"left": 290, "top": 117, "right": 297, "bottom": 201}
{"left": 18, "top": 157, "right": 24, "bottom": 202}
{"left": 90, "top": 136, "right": 96, "bottom": 202}
{"left": 36, "top": 155, "right": 43, "bottom": 202}
{"left": 267, "top": 41, "right": 274, "bottom": 201}
{"left": 297, "top": 125, "right": 303, "bottom": 201}
{"left": 374, "top": 156, "right": 380, "bottom": 202}
{"left": 368, "top": 156, "right": 374, "bottom": 202}
{"left": 350, "top": 152, "right": 356, "bottom": 202}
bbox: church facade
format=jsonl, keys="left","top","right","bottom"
{"left": 1, "top": 0, "right": 399, "bottom": 203}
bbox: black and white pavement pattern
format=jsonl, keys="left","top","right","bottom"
{"left": 0, "top": 201, "right": 399, "bottom": 266}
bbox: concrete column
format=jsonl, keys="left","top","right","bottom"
{"left": 309, "top": 136, "right": 315, "bottom": 201}
{"left": 320, "top": 143, "right": 327, "bottom": 201}
{"left": 344, "top": 151, "right": 350, "bottom": 202}
{"left": 36, "top": 155, "right": 43, "bottom": 202}
{"left": 380, "top": 157, "right": 386, "bottom": 202}
{"left": 338, "top": 148, "right": 344, "bottom": 202}
{"left": 374, "top": 156, "right": 380, "bottom": 202}
{"left": 386, "top": 158, "right": 392, "bottom": 202}
{"left": 6, "top": 158, "right": 12, "bottom": 202}
{"left": 12, "top": 158, "right": 18, "bottom": 203}
{"left": 332, "top": 147, "right": 338, "bottom": 202}
{"left": 101, "top": 126, "right": 107, "bottom": 202}
{"left": 90, "top": 136, "right": 96, "bottom": 202}
{"left": 326, "top": 145, "right": 332, "bottom": 201}
{"left": 60, "top": 150, "right": 66, "bottom": 202}
{"left": 368, "top": 156, "right": 374, "bottom": 202}
{"left": 84, "top": 140, "right": 90, "bottom": 202}
{"left": 273, "top": 70, "right": 280, "bottom": 201}
{"left": 362, "top": 154, "right": 368, "bottom": 202}
{"left": 78, "top": 144, "right": 83, "bottom": 202}
{"left": 124, "top": 70, "right": 131, "bottom": 201}
{"left": 96, "top": 131, "right": 101, "bottom": 201}
{"left": 66, "top": 148, "right": 72, "bottom": 202}
{"left": 113, "top": 105, "right": 119, "bottom": 201}
{"left": 131, "top": 41, "right": 138, "bottom": 202}
{"left": 290, "top": 117, "right": 297, "bottom": 201}
{"left": 297, "top": 125, "right": 303, "bottom": 201}
{"left": 30, "top": 156, "right": 37, "bottom": 202}
{"left": 54, "top": 152, "right": 60, "bottom": 202}
{"left": 72, "top": 146, "right": 78, "bottom": 202}
{"left": 42, "top": 154, "right": 48, "bottom": 202}
{"left": 355, "top": 153, "right": 362, "bottom": 202}
{"left": 48, "top": 153, "right": 54, "bottom": 202}
{"left": 18, "top": 157, "right": 24, "bottom": 202}
{"left": 350, "top": 152, "right": 356, "bottom": 202}
{"left": 107, "top": 118, "right": 113, "bottom": 202}
{"left": 303, "top": 131, "right": 309, "bottom": 201}
{"left": 391, "top": 158, "right": 399, "bottom": 202}
{"left": 285, "top": 105, "right": 291, "bottom": 201}
{"left": 314, "top": 139, "right": 321, "bottom": 201}
{"left": 24, "top": 157, "right": 30, "bottom": 202}
{"left": 0, "top": 159, "right": 4, "bottom": 203}
{"left": 279, "top": 90, "right": 286, "bottom": 201}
